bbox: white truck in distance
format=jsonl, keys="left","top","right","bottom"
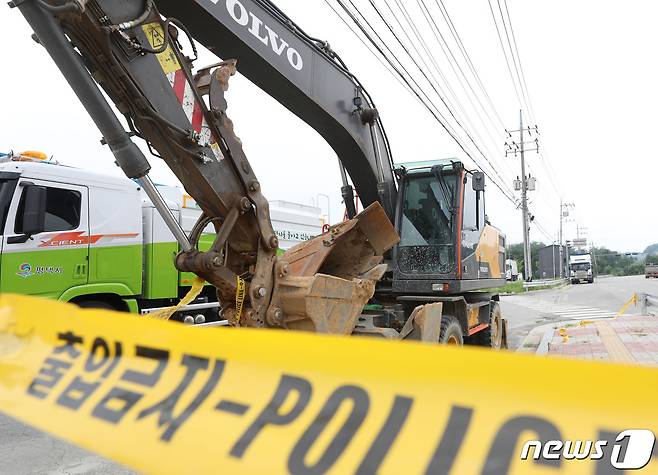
{"left": 569, "top": 253, "right": 594, "bottom": 284}
{"left": 0, "top": 151, "right": 322, "bottom": 322}
{"left": 505, "top": 259, "right": 519, "bottom": 281}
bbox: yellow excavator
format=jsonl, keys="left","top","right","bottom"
{"left": 11, "top": 0, "right": 507, "bottom": 347}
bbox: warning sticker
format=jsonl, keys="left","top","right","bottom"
{"left": 142, "top": 22, "right": 181, "bottom": 75}
{"left": 0, "top": 294, "right": 657, "bottom": 474}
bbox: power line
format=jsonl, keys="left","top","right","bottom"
{"left": 415, "top": 0, "right": 519, "bottom": 186}
{"left": 534, "top": 219, "right": 555, "bottom": 242}
{"left": 416, "top": 0, "right": 504, "bottom": 140}
{"left": 330, "top": 0, "right": 518, "bottom": 204}
{"left": 361, "top": 0, "right": 517, "bottom": 199}
{"left": 490, "top": 0, "right": 565, "bottom": 222}
{"left": 495, "top": 0, "right": 532, "bottom": 118}
{"left": 502, "top": 0, "right": 536, "bottom": 123}
{"left": 337, "top": 0, "right": 460, "bottom": 137}
{"left": 434, "top": 0, "right": 506, "bottom": 129}
{"left": 487, "top": 0, "right": 522, "bottom": 108}
{"left": 390, "top": 0, "right": 517, "bottom": 189}
{"left": 323, "top": 1, "right": 416, "bottom": 101}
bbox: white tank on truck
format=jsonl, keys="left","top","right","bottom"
{"left": 0, "top": 151, "right": 322, "bottom": 321}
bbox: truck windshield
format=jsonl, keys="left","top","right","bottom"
{"left": 398, "top": 173, "right": 457, "bottom": 274}
{"left": 571, "top": 263, "right": 591, "bottom": 271}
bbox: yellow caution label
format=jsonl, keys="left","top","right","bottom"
{"left": 235, "top": 276, "right": 246, "bottom": 323}
{"left": 1, "top": 294, "right": 657, "bottom": 474}
{"left": 142, "top": 22, "right": 181, "bottom": 75}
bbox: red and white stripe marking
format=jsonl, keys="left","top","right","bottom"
{"left": 167, "top": 69, "right": 223, "bottom": 160}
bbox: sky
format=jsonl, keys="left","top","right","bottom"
{"left": 1, "top": 0, "right": 657, "bottom": 252}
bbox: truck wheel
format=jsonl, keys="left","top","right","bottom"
{"left": 76, "top": 300, "right": 117, "bottom": 311}
{"left": 439, "top": 315, "right": 463, "bottom": 346}
{"left": 470, "top": 302, "right": 503, "bottom": 349}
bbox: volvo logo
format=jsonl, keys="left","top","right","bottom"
{"left": 210, "top": 0, "right": 304, "bottom": 71}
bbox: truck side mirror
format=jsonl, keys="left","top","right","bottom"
{"left": 19, "top": 185, "right": 47, "bottom": 236}
{"left": 472, "top": 171, "right": 485, "bottom": 192}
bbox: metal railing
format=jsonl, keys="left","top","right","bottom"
{"left": 523, "top": 278, "right": 567, "bottom": 290}
{"left": 637, "top": 293, "right": 658, "bottom": 316}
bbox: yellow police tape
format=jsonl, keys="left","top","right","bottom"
{"left": 0, "top": 294, "right": 657, "bottom": 474}
{"left": 148, "top": 277, "right": 206, "bottom": 320}
{"left": 561, "top": 294, "right": 640, "bottom": 337}
{"left": 235, "top": 276, "right": 247, "bottom": 323}
{"left": 616, "top": 293, "right": 639, "bottom": 318}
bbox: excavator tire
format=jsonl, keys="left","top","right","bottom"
{"left": 439, "top": 315, "right": 464, "bottom": 346}
{"left": 470, "top": 301, "right": 503, "bottom": 349}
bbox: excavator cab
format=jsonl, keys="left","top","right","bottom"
{"left": 392, "top": 159, "right": 506, "bottom": 295}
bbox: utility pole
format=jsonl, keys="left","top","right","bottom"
{"left": 591, "top": 240, "right": 598, "bottom": 276}
{"left": 519, "top": 111, "right": 532, "bottom": 281}
{"left": 560, "top": 201, "right": 575, "bottom": 278}
{"left": 506, "top": 110, "right": 539, "bottom": 281}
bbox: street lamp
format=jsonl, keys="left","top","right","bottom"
{"left": 316, "top": 193, "right": 331, "bottom": 226}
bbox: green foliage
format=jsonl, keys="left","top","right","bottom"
{"left": 486, "top": 278, "right": 566, "bottom": 295}
{"left": 591, "top": 247, "right": 644, "bottom": 276}
{"left": 486, "top": 280, "right": 525, "bottom": 294}
{"left": 645, "top": 254, "right": 658, "bottom": 266}
{"left": 506, "top": 243, "right": 650, "bottom": 278}
{"left": 506, "top": 241, "right": 547, "bottom": 280}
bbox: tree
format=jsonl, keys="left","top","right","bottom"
{"left": 506, "top": 244, "right": 647, "bottom": 279}
{"left": 506, "top": 241, "right": 547, "bottom": 280}
{"left": 591, "top": 247, "right": 644, "bottom": 276}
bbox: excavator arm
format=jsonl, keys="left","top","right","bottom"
{"left": 11, "top": 0, "right": 398, "bottom": 331}
{"left": 154, "top": 0, "right": 398, "bottom": 220}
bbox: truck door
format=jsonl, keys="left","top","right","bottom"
{"left": 1, "top": 179, "right": 89, "bottom": 298}
{"left": 460, "top": 173, "right": 484, "bottom": 280}
{"left": 0, "top": 176, "right": 19, "bottom": 287}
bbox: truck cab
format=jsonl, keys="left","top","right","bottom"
{"left": 569, "top": 253, "right": 594, "bottom": 284}
{"left": 0, "top": 152, "right": 322, "bottom": 321}
{"left": 0, "top": 153, "right": 144, "bottom": 308}
{"left": 505, "top": 259, "right": 519, "bottom": 281}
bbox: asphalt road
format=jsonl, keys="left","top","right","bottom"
{"left": 1, "top": 275, "right": 655, "bottom": 474}
{"left": 0, "top": 413, "right": 130, "bottom": 474}
{"left": 501, "top": 274, "right": 658, "bottom": 350}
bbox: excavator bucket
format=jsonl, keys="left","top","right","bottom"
{"left": 267, "top": 202, "right": 399, "bottom": 334}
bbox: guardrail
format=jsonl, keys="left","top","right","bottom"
{"left": 523, "top": 278, "right": 567, "bottom": 290}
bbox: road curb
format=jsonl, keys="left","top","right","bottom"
{"left": 515, "top": 318, "right": 614, "bottom": 354}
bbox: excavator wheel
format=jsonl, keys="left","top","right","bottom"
{"left": 439, "top": 315, "right": 464, "bottom": 346}
{"left": 470, "top": 301, "right": 504, "bottom": 349}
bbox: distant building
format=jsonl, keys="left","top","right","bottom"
{"left": 538, "top": 244, "right": 566, "bottom": 279}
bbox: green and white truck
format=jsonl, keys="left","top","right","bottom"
{"left": 0, "top": 152, "right": 321, "bottom": 322}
